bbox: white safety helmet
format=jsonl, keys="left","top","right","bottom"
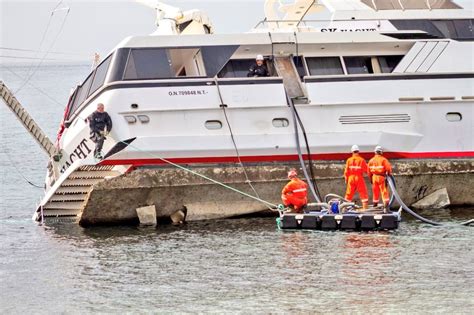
{"left": 375, "top": 145, "right": 383, "bottom": 153}
{"left": 256, "top": 54, "right": 264, "bottom": 61}
{"left": 351, "top": 144, "right": 360, "bottom": 152}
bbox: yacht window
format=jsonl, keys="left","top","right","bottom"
{"left": 390, "top": 20, "right": 443, "bottom": 38}
{"left": 108, "top": 48, "right": 130, "bottom": 82}
{"left": 70, "top": 72, "right": 94, "bottom": 113}
{"left": 205, "top": 120, "right": 223, "bottom": 130}
{"left": 218, "top": 59, "right": 257, "bottom": 78}
{"left": 390, "top": 19, "right": 473, "bottom": 40}
{"left": 453, "top": 20, "right": 474, "bottom": 40}
{"left": 293, "top": 56, "right": 307, "bottom": 79}
{"left": 201, "top": 45, "right": 239, "bottom": 77}
{"left": 362, "top": 0, "right": 460, "bottom": 10}
{"left": 432, "top": 20, "right": 458, "bottom": 38}
{"left": 378, "top": 55, "right": 404, "bottom": 73}
{"left": 123, "top": 48, "right": 172, "bottom": 80}
{"left": 89, "top": 55, "right": 112, "bottom": 95}
{"left": 446, "top": 112, "right": 462, "bottom": 122}
{"left": 168, "top": 48, "right": 205, "bottom": 77}
{"left": 344, "top": 57, "right": 374, "bottom": 74}
{"left": 272, "top": 118, "right": 289, "bottom": 128}
{"left": 306, "top": 57, "right": 344, "bottom": 76}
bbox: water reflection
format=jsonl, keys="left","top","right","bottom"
{"left": 340, "top": 232, "right": 400, "bottom": 310}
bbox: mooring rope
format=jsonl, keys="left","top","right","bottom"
{"left": 120, "top": 141, "right": 278, "bottom": 209}
{"left": 214, "top": 77, "right": 274, "bottom": 210}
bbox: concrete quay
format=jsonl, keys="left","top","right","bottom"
{"left": 79, "top": 159, "right": 474, "bottom": 226}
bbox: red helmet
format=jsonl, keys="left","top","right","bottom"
{"left": 288, "top": 169, "right": 297, "bottom": 179}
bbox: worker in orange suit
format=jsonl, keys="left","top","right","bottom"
{"left": 281, "top": 169, "right": 308, "bottom": 213}
{"left": 368, "top": 145, "right": 393, "bottom": 209}
{"left": 344, "top": 145, "right": 369, "bottom": 210}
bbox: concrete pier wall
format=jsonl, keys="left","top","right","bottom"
{"left": 79, "top": 159, "right": 474, "bottom": 226}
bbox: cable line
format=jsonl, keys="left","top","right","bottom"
{"left": 120, "top": 141, "right": 278, "bottom": 209}
{"left": 15, "top": 2, "right": 70, "bottom": 95}
{"left": 0, "top": 46, "right": 89, "bottom": 56}
{"left": 1, "top": 148, "right": 43, "bottom": 189}
{"left": 3, "top": 65, "right": 65, "bottom": 109}
{"left": 214, "top": 77, "right": 273, "bottom": 210}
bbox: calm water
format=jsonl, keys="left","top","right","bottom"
{"left": 1, "top": 64, "right": 473, "bottom": 314}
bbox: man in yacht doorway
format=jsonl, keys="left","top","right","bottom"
{"left": 247, "top": 54, "right": 269, "bottom": 77}
{"left": 88, "top": 103, "right": 112, "bottom": 160}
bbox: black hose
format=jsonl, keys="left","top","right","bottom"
{"left": 293, "top": 105, "right": 323, "bottom": 201}
{"left": 387, "top": 177, "right": 396, "bottom": 208}
{"left": 387, "top": 175, "right": 473, "bottom": 226}
{"left": 288, "top": 97, "right": 321, "bottom": 203}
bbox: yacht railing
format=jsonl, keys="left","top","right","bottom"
{"left": 253, "top": 19, "right": 381, "bottom": 30}
{"left": 365, "top": 0, "right": 460, "bottom": 11}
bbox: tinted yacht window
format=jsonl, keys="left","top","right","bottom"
{"left": 89, "top": 55, "right": 112, "bottom": 95}
{"left": 432, "top": 20, "right": 458, "bottom": 38}
{"left": 344, "top": 57, "right": 373, "bottom": 74}
{"left": 218, "top": 59, "right": 256, "bottom": 78}
{"left": 306, "top": 57, "right": 344, "bottom": 75}
{"left": 453, "top": 19, "right": 474, "bottom": 40}
{"left": 390, "top": 19, "right": 474, "bottom": 40}
{"left": 293, "top": 56, "right": 307, "bottom": 78}
{"left": 390, "top": 20, "right": 444, "bottom": 38}
{"left": 71, "top": 72, "right": 94, "bottom": 113}
{"left": 378, "top": 55, "right": 404, "bottom": 73}
{"left": 123, "top": 48, "right": 172, "bottom": 80}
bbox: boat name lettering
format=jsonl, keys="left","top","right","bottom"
{"left": 168, "top": 90, "right": 208, "bottom": 96}
{"left": 60, "top": 138, "right": 92, "bottom": 173}
{"left": 320, "top": 28, "right": 376, "bottom": 32}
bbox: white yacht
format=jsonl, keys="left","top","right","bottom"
{"left": 9, "top": 0, "right": 473, "bottom": 225}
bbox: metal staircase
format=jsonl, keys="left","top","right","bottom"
{"left": 40, "top": 165, "right": 122, "bottom": 219}
{"left": 0, "top": 80, "right": 58, "bottom": 158}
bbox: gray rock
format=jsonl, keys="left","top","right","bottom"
{"left": 412, "top": 188, "right": 451, "bottom": 210}
{"left": 136, "top": 205, "right": 157, "bottom": 226}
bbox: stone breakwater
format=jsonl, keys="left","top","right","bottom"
{"left": 79, "top": 159, "right": 474, "bottom": 226}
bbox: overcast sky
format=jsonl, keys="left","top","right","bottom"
{"left": 1, "top": 0, "right": 473, "bottom": 63}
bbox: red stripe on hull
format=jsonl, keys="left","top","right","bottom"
{"left": 100, "top": 151, "right": 474, "bottom": 167}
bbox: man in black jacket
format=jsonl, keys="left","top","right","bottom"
{"left": 247, "top": 54, "right": 269, "bottom": 77}
{"left": 88, "top": 103, "right": 112, "bottom": 159}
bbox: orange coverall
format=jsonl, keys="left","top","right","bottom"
{"left": 368, "top": 155, "right": 393, "bottom": 206}
{"left": 344, "top": 154, "right": 369, "bottom": 205}
{"left": 281, "top": 178, "right": 308, "bottom": 212}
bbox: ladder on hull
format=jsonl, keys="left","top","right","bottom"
{"left": 39, "top": 165, "right": 122, "bottom": 219}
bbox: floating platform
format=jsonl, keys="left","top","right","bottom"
{"left": 277, "top": 210, "right": 401, "bottom": 231}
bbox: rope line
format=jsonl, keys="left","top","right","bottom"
{"left": 214, "top": 77, "right": 274, "bottom": 210}
{"left": 120, "top": 141, "right": 278, "bottom": 209}
{"left": 0, "top": 46, "right": 89, "bottom": 56}
{"left": 15, "top": 3, "right": 70, "bottom": 95}
{"left": 3, "top": 66, "right": 65, "bottom": 109}
{"left": 1, "top": 148, "right": 43, "bottom": 189}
